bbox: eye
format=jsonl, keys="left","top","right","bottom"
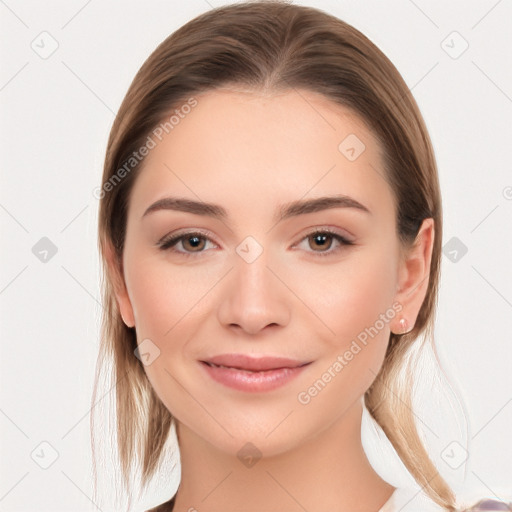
{"left": 294, "top": 228, "right": 354, "bottom": 257}
{"left": 157, "top": 231, "right": 217, "bottom": 256}
{"left": 157, "top": 228, "right": 354, "bottom": 258}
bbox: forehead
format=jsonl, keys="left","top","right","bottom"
{"left": 127, "top": 88, "right": 394, "bottom": 222}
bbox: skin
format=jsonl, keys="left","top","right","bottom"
{"left": 108, "top": 87, "right": 434, "bottom": 512}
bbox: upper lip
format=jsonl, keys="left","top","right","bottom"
{"left": 202, "top": 354, "right": 310, "bottom": 371}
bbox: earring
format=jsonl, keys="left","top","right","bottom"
{"left": 398, "top": 317, "right": 408, "bottom": 335}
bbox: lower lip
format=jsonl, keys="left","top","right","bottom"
{"left": 200, "top": 361, "right": 309, "bottom": 392}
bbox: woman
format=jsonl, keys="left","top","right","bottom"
{"left": 91, "top": 2, "right": 508, "bottom": 511}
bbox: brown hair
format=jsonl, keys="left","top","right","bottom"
{"left": 92, "top": 1, "right": 456, "bottom": 510}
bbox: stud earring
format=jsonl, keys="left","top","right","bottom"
{"left": 398, "top": 317, "right": 408, "bottom": 335}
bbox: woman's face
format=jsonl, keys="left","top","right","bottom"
{"left": 116, "top": 88, "right": 416, "bottom": 457}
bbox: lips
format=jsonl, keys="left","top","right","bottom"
{"left": 202, "top": 354, "right": 308, "bottom": 372}
{"left": 200, "top": 354, "right": 311, "bottom": 392}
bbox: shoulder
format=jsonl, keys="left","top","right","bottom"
{"left": 382, "top": 487, "right": 447, "bottom": 512}
{"left": 145, "top": 496, "right": 175, "bottom": 512}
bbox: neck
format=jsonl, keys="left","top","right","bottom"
{"left": 172, "top": 400, "right": 395, "bottom": 512}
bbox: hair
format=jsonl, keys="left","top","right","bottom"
{"left": 91, "top": 1, "right": 457, "bottom": 510}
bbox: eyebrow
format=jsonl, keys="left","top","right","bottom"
{"left": 141, "top": 194, "right": 371, "bottom": 224}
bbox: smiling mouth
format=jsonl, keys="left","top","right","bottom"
{"left": 201, "top": 353, "right": 310, "bottom": 372}
{"left": 199, "top": 355, "right": 312, "bottom": 392}
{"left": 202, "top": 361, "right": 305, "bottom": 373}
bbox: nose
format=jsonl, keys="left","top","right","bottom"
{"left": 217, "top": 248, "right": 291, "bottom": 336}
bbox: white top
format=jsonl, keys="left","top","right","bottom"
{"left": 379, "top": 487, "right": 445, "bottom": 512}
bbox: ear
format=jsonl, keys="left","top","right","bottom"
{"left": 104, "top": 240, "right": 135, "bottom": 329}
{"left": 391, "top": 218, "right": 435, "bottom": 334}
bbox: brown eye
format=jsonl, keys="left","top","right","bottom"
{"left": 181, "top": 235, "right": 206, "bottom": 252}
{"left": 308, "top": 232, "right": 334, "bottom": 252}
{"left": 295, "top": 229, "right": 354, "bottom": 257}
{"left": 158, "top": 232, "right": 215, "bottom": 255}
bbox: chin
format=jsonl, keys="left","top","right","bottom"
{"left": 176, "top": 409, "right": 306, "bottom": 459}
{"left": 208, "top": 428, "right": 304, "bottom": 461}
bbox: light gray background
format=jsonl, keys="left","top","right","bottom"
{"left": 1, "top": 1, "right": 511, "bottom": 510}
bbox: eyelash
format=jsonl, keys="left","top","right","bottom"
{"left": 157, "top": 228, "right": 354, "bottom": 258}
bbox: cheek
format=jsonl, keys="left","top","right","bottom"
{"left": 125, "top": 253, "right": 226, "bottom": 389}
{"left": 125, "top": 252, "right": 219, "bottom": 339}
{"left": 292, "top": 253, "right": 397, "bottom": 417}
{"left": 124, "top": 255, "right": 216, "bottom": 414}
{"left": 284, "top": 247, "right": 398, "bottom": 346}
